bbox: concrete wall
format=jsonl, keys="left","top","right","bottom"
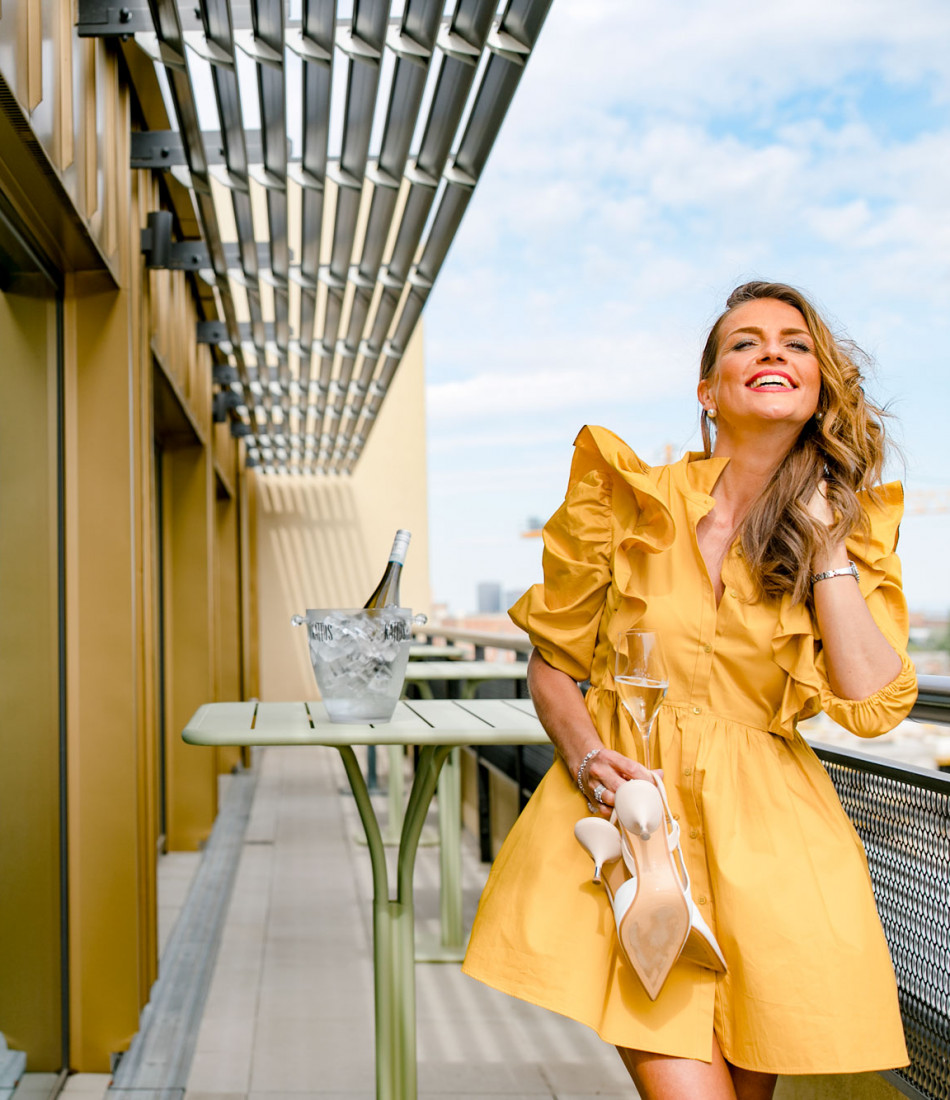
{"left": 256, "top": 322, "right": 431, "bottom": 701}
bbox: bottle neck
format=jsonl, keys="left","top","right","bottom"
{"left": 389, "top": 530, "right": 411, "bottom": 565}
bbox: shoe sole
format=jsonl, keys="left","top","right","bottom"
{"left": 615, "top": 784, "right": 690, "bottom": 1000}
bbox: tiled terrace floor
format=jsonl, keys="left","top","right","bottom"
{"left": 59, "top": 741, "right": 917, "bottom": 1100}
{"left": 176, "top": 745, "right": 635, "bottom": 1100}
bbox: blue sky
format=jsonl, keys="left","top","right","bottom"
{"left": 422, "top": 0, "right": 950, "bottom": 616}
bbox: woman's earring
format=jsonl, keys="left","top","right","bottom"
{"left": 706, "top": 407, "right": 717, "bottom": 419}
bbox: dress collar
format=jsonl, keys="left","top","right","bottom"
{"left": 677, "top": 450, "right": 730, "bottom": 501}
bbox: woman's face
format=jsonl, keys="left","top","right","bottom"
{"left": 698, "top": 298, "right": 822, "bottom": 437}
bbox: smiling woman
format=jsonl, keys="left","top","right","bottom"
{"left": 698, "top": 282, "right": 891, "bottom": 608}
{"left": 462, "top": 280, "right": 916, "bottom": 1100}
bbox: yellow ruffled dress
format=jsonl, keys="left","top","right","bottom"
{"left": 462, "top": 425, "right": 917, "bottom": 1074}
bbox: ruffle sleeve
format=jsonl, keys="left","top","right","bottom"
{"left": 508, "top": 426, "right": 674, "bottom": 682}
{"left": 770, "top": 482, "right": 917, "bottom": 739}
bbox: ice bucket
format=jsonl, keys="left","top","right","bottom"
{"left": 291, "top": 607, "right": 414, "bottom": 723}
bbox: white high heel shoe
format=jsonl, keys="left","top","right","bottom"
{"left": 616, "top": 778, "right": 727, "bottom": 982}
{"left": 573, "top": 817, "right": 621, "bottom": 884}
{"left": 575, "top": 779, "right": 726, "bottom": 1000}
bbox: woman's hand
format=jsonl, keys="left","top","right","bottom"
{"left": 805, "top": 478, "right": 835, "bottom": 529}
{"left": 581, "top": 748, "right": 655, "bottom": 818}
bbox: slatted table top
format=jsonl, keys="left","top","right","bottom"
{"left": 182, "top": 698, "right": 548, "bottom": 748}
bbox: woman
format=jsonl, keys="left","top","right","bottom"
{"left": 462, "top": 282, "right": 917, "bottom": 1099}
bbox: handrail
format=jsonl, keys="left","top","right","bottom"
{"left": 419, "top": 634, "right": 950, "bottom": 720}
{"left": 911, "top": 673, "right": 950, "bottom": 723}
{"left": 414, "top": 624, "right": 533, "bottom": 656}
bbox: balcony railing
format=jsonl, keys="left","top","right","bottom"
{"left": 422, "top": 625, "right": 950, "bottom": 1100}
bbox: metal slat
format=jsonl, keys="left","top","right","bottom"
{"left": 145, "top": 0, "right": 250, "bottom": 392}
{"left": 135, "top": 0, "right": 553, "bottom": 471}
{"left": 414, "top": 55, "right": 480, "bottom": 180}
{"left": 199, "top": 1, "right": 270, "bottom": 365}
{"left": 297, "top": 42, "right": 333, "bottom": 360}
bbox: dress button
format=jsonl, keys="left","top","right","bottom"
{"left": 691, "top": 705, "right": 702, "bottom": 715}
{"left": 683, "top": 766, "right": 692, "bottom": 777}
{"left": 698, "top": 895, "right": 708, "bottom": 906}
{"left": 702, "top": 643, "right": 712, "bottom": 654}
{"left": 689, "top": 827, "right": 699, "bottom": 839}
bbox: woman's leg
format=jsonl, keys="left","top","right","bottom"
{"left": 728, "top": 1061, "right": 777, "bottom": 1100}
{"left": 617, "top": 1035, "right": 776, "bottom": 1100}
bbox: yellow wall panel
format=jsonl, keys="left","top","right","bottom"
{"left": 163, "top": 442, "right": 218, "bottom": 850}
{"left": 215, "top": 490, "right": 243, "bottom": 774}
{"left": 0, "top": 9, "right": 261, "bottom": 1069}
{"left": 0, "top": 280, "right": 63, "bottom": 1071}
{"left": 130, "top": 176, "right": 160, "bottom": 996}
{"left": 54, "top": 0, "right": 74, "bottom": 170}
{"left": 63, "top": 272, "right": 142, "bottom": 1071}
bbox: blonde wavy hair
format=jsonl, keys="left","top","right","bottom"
{"left": 700, "top": 281, "right": 889, "bottom": 606}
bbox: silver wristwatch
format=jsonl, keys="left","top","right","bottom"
{"left": 812, "top": 560, "right": 859, "bottom": 585}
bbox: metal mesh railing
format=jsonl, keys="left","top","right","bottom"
{"left": 813, "top": 742, "right": 950, "bottom": 1100}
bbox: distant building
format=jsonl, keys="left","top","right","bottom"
{"left": 477, "top": 581, "right": 503, "bottom": 614}
{"left": 506, "top": 587, "right": 527, "bottom": 609}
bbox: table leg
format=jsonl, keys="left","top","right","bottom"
{"left": 337, "top": 743, "right": 451, "bottom": 1100}
{"left": 418, "top": 678, "right": 483, "bottom": 960}
{"left": 415, "top": 747, "right": 465, "bottom": 962}
{"left": 383, "top": 744, "right": 404, "bottom": 844}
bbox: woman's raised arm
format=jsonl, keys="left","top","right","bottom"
{"left": 807, "top": 485, "right": 903, "bottom": 701}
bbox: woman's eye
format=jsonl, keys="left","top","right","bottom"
{"left": 788, "top": 341, "right": 812, "bottom": 353}
{"left": 732, "top": 339, "right": 755, "bottom": 350}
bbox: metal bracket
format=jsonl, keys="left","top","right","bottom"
{"left": 141, "top": 211, "right": 210, "bottom": 270}
{"left": 198, "top": 321, "right": 230, "bottom": 346}
{"left": 77, "top": 0, "right": 152, "bottom": 36}
{"left": 132, "top": 130, "right": 270, "bottom": 169}
{"left": 213, "top": 390, "right": 243, "bottom": 423}
{"left": 77, "top": 0, "right": 202, "bottom": 36}
{"left": 213, "top": 365, "right": 240, "bottom": 385}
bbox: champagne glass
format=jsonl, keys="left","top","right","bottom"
{"left": 614, "top": 629, "right": 668, "bottom": 769}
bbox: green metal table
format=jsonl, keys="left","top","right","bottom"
{"left": 400, "top": 662, "right": 530, "bottom": 960}
{"left": 182, "top": 697, "right": 549, "bottom": 1100}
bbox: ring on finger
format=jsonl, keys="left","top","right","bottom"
{"left": 592, "top": 783, "right": 607, "bottom": 804}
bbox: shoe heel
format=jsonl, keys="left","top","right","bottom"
{"left": 614, "top": 779, "right": 664, "bottom": 839}
{"left": 680, "top": 902, "right": 727, "bottom": 973}
{"left": 574, "top": 817, "right": 621, "bottom": 884}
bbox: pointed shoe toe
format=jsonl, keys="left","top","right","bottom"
{"left": 613, "top": 779, "right": 691, "bottom": 1000}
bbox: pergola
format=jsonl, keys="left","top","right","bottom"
{"left": 79, "top": 0, "right": 552, "bottom": 474}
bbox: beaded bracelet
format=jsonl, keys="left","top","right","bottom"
{"left": 575, "top": 747, "right": 601, "bottom": 793}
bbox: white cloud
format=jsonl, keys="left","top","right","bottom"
{"left": 422, "top": 0, "right": 950, "bottom": 613}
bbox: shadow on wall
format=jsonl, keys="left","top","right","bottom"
{"left": 257, "top": 476, "right": 392, "bottom": 701}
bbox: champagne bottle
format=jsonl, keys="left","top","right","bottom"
{"left": 363, "top": 529, "right": 411, "bottom": 608}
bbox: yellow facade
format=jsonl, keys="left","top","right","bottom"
{"left": 0, "top": 0, "right": 422, "bottom": 1076}
{"left": 0, "top": 0, "right": 429, "bottom": 1075}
